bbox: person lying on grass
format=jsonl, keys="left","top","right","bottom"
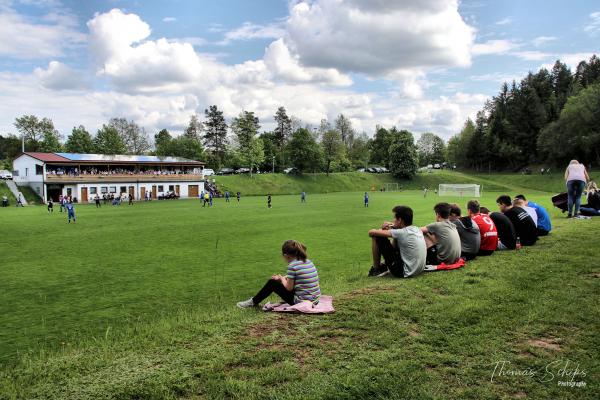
{"left": 367, "top": 205, "right": 426, "bottom": 278}
{"left": 420, "top": 202, "right": 461, "bottom": 265}
{"left": 237, "top": 240, "right": 321, "bottom": 308}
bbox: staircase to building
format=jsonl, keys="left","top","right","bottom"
{"left": 5, "top": 180, "right": 28, "bottom": 206}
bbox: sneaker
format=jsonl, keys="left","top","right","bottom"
{"left": 376, "top": 270, "right": 391, "bottom": 277}
{"left": 424, "top": 264, "right": 438, "bottom": 272}
{"left": 567, "top": 214, "right": 572, "bottom": 218}
{"left": 236, "top": 298, "right": 256, "bottom": 308}
{"left": 368, "top": 264, "right": 387, "bottom": 277}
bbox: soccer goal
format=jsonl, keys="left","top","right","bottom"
{"left": 384, "top": 183, "right": 400, "bottom": 192}
{"left": 438, "top": 184, "right": 481, "bottom": 197}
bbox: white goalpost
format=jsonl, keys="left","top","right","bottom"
{"left": 438, "top": 184, "right": 481, "bottom": 197}
{"left": 384, "top": 183, "right": 400, "bottom": 192}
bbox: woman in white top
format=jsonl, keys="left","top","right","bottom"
{"left": 564, "top": 160, "right": 589, "bottom": 218}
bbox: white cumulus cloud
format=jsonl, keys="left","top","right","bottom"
{"left": 34, "top": 61, "right": 89, "bottom": 90}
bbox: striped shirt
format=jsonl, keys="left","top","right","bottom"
{"left": 286, "top": 259, "right": 321, "bottom": 304}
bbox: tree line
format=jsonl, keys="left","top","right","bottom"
{"left": 0, "top": 106, "right": 425, "bottom": 179}
{"left": 448, "top": 54, "right": 600, "bottom": 171}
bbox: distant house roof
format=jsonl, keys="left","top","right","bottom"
{"left": 20, "top": 152, "right": 203, "bottom": 165}
{"left": 23, "top": 152, "right": 71, "bottom": 162}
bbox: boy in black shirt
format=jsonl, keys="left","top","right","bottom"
{"left": 481, "top": 207, "right": 517, "bottom": 250}
{"left": 496, "top": 195, "right": 538, "bottom": 246}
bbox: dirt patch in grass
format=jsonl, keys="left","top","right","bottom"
{"left": 583, "top": 272, "right": 600, "bottom": 279}
{"left": 526, "top": 337, "right": 562, "bottom": 351}
{"left": 432, "top": 287, "right": 449, "bottom": 296}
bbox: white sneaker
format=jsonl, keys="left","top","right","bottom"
{"left": 376, "top": 270, "right": 391, "bottom": 277}
{"left": 236, "top": 298, "right": 256, "bottom": 308}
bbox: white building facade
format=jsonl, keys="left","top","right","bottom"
{"left": 12, "top": 152, "right": 206, "bottom": 202}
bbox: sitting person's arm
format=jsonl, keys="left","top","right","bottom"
{"left": 271, "top": 273, "right": 294, "bottom": 291}
{"left": 368, "top": 228, "right": 393, "bottom": 238}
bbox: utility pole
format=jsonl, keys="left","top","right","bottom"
{"left": 272, "top": 155, "right": 275, "bottom": 174}
{"left": 22, "top": 133, "right": 25, "bottom": 153}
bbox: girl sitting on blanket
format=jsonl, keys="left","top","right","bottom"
{"left": 237, "top": 240, "right": 321, "bottom": 308}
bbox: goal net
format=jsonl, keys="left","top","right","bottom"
{"left": 384, "top": 183, "right": 400, "bottom": 192}
{"left": 438, "top": 184, "right": 481, "bottom": 197}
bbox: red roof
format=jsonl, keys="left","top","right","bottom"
{"left": 22, "top": 152, "right": 71, "bottom": 162}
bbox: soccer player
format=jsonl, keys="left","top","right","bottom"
{"left": 58, "top": 194, "right": 64, "bottom": 212}
{"left": 95, "top": 195, "right": 101, "bottom": 208}
{"left": 47, "top": 198, "right": 54, "bottom": 213}
{"left": 16, "top": 194, "right": 24, "bottom": 207}
{"left": 364, "top": 192, "right": 369, "bottom": 207}
{"left": 209, "top": 191, "right": 213, "bottom": 206}
{"left": 420, "top": 202, "right": 461, "bottom": 265}
{"left": 467, "top": 200, "right": 498, "bottom": 256}
{"left": 128, "top": 193, "right": 133, "bottom": 205}
{"left": 65, "top": 201, "right": 76, "bottom": 223}
{"left": 448, "top": 204, "right": 480, "bottom": 260}
{"left": 237, "top": 240, "right": 320, "bottom": 308}
{"left": 225, "top": 191, "right": 230, "bottom": 203}
{"left": 1, "top": 195, "right": 8, "bottom": 207}
{"left": 237, "top": 191, "right": 241, "bottom": 202}
{"left": 514, "top": 194, "right": 551, "bottom": 236}
{"left": 203, "top": 192, "right": 209, "bottom": 207}
{"left": 423, "top": 187, "right": 428, "bottom": 198}
{"left": 267, "top": 194, "right": 272, "bottom": 208}
{"left": 367, "top": 205, "right": 426, "bottom": 278}
{"left": 301, "top": 191, "right": 306, "bottom": 203}
{"left": 496, "top": 195, "right": 537, "bottom": 246}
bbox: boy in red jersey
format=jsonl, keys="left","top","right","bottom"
{"left": 466, "top": 200, "right": 498, "bottom": 256}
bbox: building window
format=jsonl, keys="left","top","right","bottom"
{"left": 120, "top": 186, "right": 127, "bottom": 193}
{"left": 158, "top": 185, "right": 164, "bottom": 192}
{"left": 109, "top": 186, "right": 117, "bottom": 193}
{"left": 25, "top": 168, "right": 28, "bottom": 177}
{"left": 90, "top": 187, "right": 97, "bottom": 195}
{"left": 101, "top": 187, "right": 108, "bottom": 194}
{"left": 168, "top": 185, "right": 174, "bottom": 191}
{"left": 36, "top": 165, "right": 43, "bottom": 175}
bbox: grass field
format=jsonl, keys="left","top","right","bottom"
{"left": 0, "top": 183, "right": 599, "bottom": 399}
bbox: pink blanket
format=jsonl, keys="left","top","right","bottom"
{"left": 262, "top": 295, "right": 335, "bottom": 314}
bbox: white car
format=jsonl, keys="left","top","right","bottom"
{"left": 0, "top": 170, "right": 13, "bottom": 179}
{"left": 202, "top": 168, "right": 215, "bottom": 176}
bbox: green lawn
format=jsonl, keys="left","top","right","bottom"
{"left": 0, "top": 186, "right": 598, "bottom": 399}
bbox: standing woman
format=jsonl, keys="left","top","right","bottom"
{"left": 564, "top": 160, "right": 589, "bottom": 218}
{"left": 237, "top": 240, "right": 320, "bottom": 308}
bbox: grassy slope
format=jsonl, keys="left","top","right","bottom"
{"left": 213, "top": 170, "right": 587, "bottom": 197}
{"left": 0, "top": 178, "right": 598, "bottom": 399}
{"left": 0, "top": 181, "right": 15, "bottom": 203}
{"left": 15, "top": 184, "right": 44, "bottom": 205}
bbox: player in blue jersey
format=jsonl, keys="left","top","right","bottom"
{"left": 65, "top": 201, "right": 76, "bottom": 223}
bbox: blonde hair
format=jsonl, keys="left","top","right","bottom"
{"left": 569, "top": 160, "right": 579, "bottom": 165}
{"left": 282, "top": 240, "right": 307, "bottom": 261}
{"left": 587, "top": 181, "right": 598, "bottom": 193}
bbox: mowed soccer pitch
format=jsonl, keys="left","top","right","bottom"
{"left": 2, "top": 190, "right": 540, "bottom": 358}
{"left": 1, "top": 188, "right": 599, "bottom": 399}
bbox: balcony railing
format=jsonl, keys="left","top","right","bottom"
{"left": 45, "top": 174, "right": 204, "bottom": 183}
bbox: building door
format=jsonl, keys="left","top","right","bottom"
{"left": 140, "top": 187, "right": 146, "bottom": 200}
{"left": 175, "top": 185, "right": 180, "bottom": 196}
{"left": 81, "top": 187, "right": 88, "bottom": 203}
{"left": 188, "top": 185, "right": 198, "bottom": 198}
{"left": 152, "top": 185, "right": 157, "bottom": 199}
{"left": 129, "top": 186, "right": 135, "bottom": 200}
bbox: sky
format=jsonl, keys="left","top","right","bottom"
{"left": 0, "top": 0, "right": 598, "bottom": 141}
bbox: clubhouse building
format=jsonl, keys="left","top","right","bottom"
{"left": 12, "top": 152, "right": 206, "bottom": 202}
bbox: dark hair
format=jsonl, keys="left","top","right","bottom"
{"left": 392, "top": 205, "right": 413, "bottom": 225}
{"left": 467, "top": 200, "right": 480, "bottom": 214}
{"left": 514, "top": 194, "right": 526, "bottom": 201}
{"left": 496, "top": 195, "right": 512, "bottom": 206}
{"left": 433, "top": 202, "right": 451, "bottom": 219}
{"left": 449, "top": 203, "right": 461, "bottom": 217}
{"left": 282, "top": 240, "right": 307, "bottom": 261}
{"left": 480, "top": 206, "right": 490, "bottom": 214}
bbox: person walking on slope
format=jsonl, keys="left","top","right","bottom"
{"left": 364, "top": 192, "right": 369, "bottom": 207}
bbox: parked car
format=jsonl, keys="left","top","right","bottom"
{"left": 235, "top": 168, "right": 250, "bottom": 174}
{"left": 216, "top": 168, "right": 235, "bottom": 175}
{"left": 283, "top": 167, "right": 299, "bottom": 174}
{"left": 0, "top": 170, "right": 13, "bottom": 179}
{"left": 202, "top": 168, "right": 215, "bottom": 176}
{"left": 357, "top": 168, "right": 366, "bottom": 172}
{"left": 379, "top": 167, "right": 389, "bottom": 173}
{"left": 433, "top": 164, "right": 441, "bottom": 169}
{"left": 158, "top": 191, "right": 179, "bottom": 200}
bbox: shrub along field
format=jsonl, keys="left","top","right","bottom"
{"left": 0, "top": 177, "right": 598, "bottom": 399}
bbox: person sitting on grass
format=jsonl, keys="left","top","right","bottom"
{"left": 496, "top": 195, "right": 537, "bottom": 246}
{"left": 367, "top": 205, "right": 426, "bottom": 278}
{"left": 420, "top": 202, "right": 461, "bottom": 265}
{"left": 466, "top": 200, "right": 497, "bottom": 256}
{"left": 579, "top": 181, "right": 600, "bottom": 217}
{"left": 514, "top": 194, "right": 552, "bottom": 235}
{"left": 448, "top": 204, "right": 480, "bottom": 261}
{"left": 480, "top": 206, "right": 517, "bottom": 250}
{"left": 512, "top": 198, "right": 538, "bottom": 227}
{"left": 237, "top": 240, "right": 320, "bottom": 308}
